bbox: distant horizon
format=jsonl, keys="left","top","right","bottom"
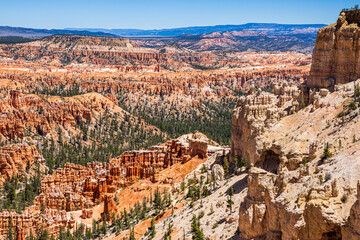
{"left": 0, "top": 0, "right": 356, "bottom": 30}
{"left": 1, "top": 22, "right": 328, "bottom": 32}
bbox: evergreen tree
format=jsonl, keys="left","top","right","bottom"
{"left": 223, "top": 157, "right": 229, "bottom": 177}
{"left": 153, "top": 187, "right": 162, "bottom": 210}
{"left": 321, "top": 143, "right": 332, "bottom": 161}
{"left": 102, "top": 215, "right": 107, "bottom": 234}
{"left": 150, "top": 218, "right": 156, "bottom": 239}
{"left": 227, "top": 186, "right": 234, "bottom": 213}
{"left": 191, "top": 214, "right": 204, "bottom": 240}
{"left": 129, "top": 227, "right": 136, "bottom": 240}
{"left": 164, "top": 222, "right": 173, "bottom": 240}
{"left": 233, "top": 154, "right": 238, "bottom": 170}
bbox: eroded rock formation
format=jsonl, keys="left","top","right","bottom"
{"left": 0, "top": 143, "right": 42, "bottom": 182}
{"left": 0, "top": 209, "right": 74, "bottom": 238}
{"left": 308, "top": 10, "right": 360, "bottom": 88}
{"left": 234, "top": 79, "right": 360, "bottom": 239}
{"left": 231, "top": 82, "right": 302, "bottom": 166}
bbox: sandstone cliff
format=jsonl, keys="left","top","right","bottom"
{"left": 233, "top": 79, "right": 360, "bottom": 239}
{"left": 308, "top": 10, "right": 360, "bottom": 88}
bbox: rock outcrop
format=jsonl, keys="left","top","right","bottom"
{"left": 109, "top": 135, "right": 207, "bottom": 185}
{"left": 234, "top": 79, "right": 360, "bottom": 239}
{"left": 308, "top": 10, "right": 360, "bottom": 88}
{"left": 231, "top": 82, "right": 302, "bottom": 167}
{"left": 342, "top": 183, "right": 360, "bottom": 239}
{"left": 33, "top": 133, "right": 209, "bottom": 212}
{"left": 102, "top": 193, "right": 117, "bottom": 221}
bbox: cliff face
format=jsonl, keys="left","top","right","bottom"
{"left": 231, "top": 82, "right": 302, "bottom": 166}
{"left": 308, "top": 10, "right": 360, "bottom": 88}
{"left": 233, "top": 79, "right": 360, "bottom": 239}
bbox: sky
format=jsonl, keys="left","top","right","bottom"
{"left": 0, "top": 0, "right": 358, "bottom": 29}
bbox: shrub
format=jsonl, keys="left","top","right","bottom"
{"left": 341, "top": 194, "right": 348, "bottom": 203}
{"left": 321, "top": 143, "right": 332, "bottom": 161}
{"left": 198, "top": 211, "right": 205, "bottom": 219}
{"left": 319, "top": 175, "right": 324, "bottom": 184}
{"left": 349, "top": 101, "right": 357, "bottom": 110}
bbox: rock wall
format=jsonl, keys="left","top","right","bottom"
{"left": 231, "top": 82, "right": 301, "bottom": 166}
{"left": 342, "top": 183, "right": 360, "bottom": 239}
{"left": 34, "top": 133, "right": 207, "bottom": 212}
{"left": 308, "top": 10, "right": 360, "bottom": 88}
{"left": 234, "top": 80, "right": 360, "bottom": 239}
{"left": 0, "top": 90, "right": 92, "bottom": 140}
{"left": 34, "top": 162, "right": 116, "bottom": 211}
{"left": 110, "top": 138, "right": 194, "bottom": 185}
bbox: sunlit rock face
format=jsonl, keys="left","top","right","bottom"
{"left": 308, "top": 10, "right": 360, "bottom": 89}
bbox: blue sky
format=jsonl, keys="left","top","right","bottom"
{"left": 0, "top": 0, "right": 358, "bottom": 29}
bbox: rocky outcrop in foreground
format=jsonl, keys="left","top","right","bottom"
{"left": 234, "top": 79, "right": 360, "bottom": 239}
{"left": 308, "top": 9, "right": 360, "bottom": 88}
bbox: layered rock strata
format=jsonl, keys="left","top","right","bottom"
{"left": 234, "top": 80, "right": 360, "bottom": 239}
{"left": 231, "top": 82, "right": 302, "bottom": 166}
{"left": 308, "top": 10, "right": 360, "bottom": 88}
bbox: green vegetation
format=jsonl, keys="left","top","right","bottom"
{"left": 321, "top": 143, "right": 332, "bottom": 161}
{"left": 39, "top": 111, "right": 165, "bottom": 172}
{"left": 33, "top": 83, "right": 84, "bottom": 97}
{"left": 341, "top": 194, "right": 348, "bottom": 203}
{"left": 0, "top": 161, "right": 42, "bottom": 213}
{"left": 117, "top": 92, "right": 236, "bottom": 145}
{"left": 191, "top": 214, "right": 205, "bottom": 240}
{"left": 319, "top": 175, "right": 324, "bottom": 184}
{"left": 227, "top": 186, "right": 234, "bottom": 213}
{"left": 223, "top": 157, "right": 229, "bottom": 177}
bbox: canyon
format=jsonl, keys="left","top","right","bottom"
{"left": 1, "top": 8, "right": 360, "bottom": 240}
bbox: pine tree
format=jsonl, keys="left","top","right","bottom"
{"left": 102, "top": 214, "right": 107, "bottom": 234}
{"left": 150, "top": 218, "right": 156, "bottom": 239}
{"left": 227, "top": 186, "right": 234, "bottom": 213}
{"left": 223, "top": 157, "right": 229, "bottom": 177}
{"left": 321, "top": 143, "right": 332, "bottom": 161}
{"left": 233, "top": 154, "right": 238, "bottom": 169}
{"left": 191, "top": 214, "right": 205, "bottom": 240}
{"left": 129, "top": 227, "right": 136, "bottom": 240}
{"left": 164, "top": 222, "right": 173, "bottom": 240}
{"left": 153, "top": 187, "right": 162, "bottom": 210}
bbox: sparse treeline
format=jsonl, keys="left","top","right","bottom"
{"left": 117, "top": 92, "right": 236, "bottom": 145}
{"left": 33, "top": 83, "right": 84, "bottom": 97}
{"left": 40, "top": 111, "right": 165, "bottom": 172}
